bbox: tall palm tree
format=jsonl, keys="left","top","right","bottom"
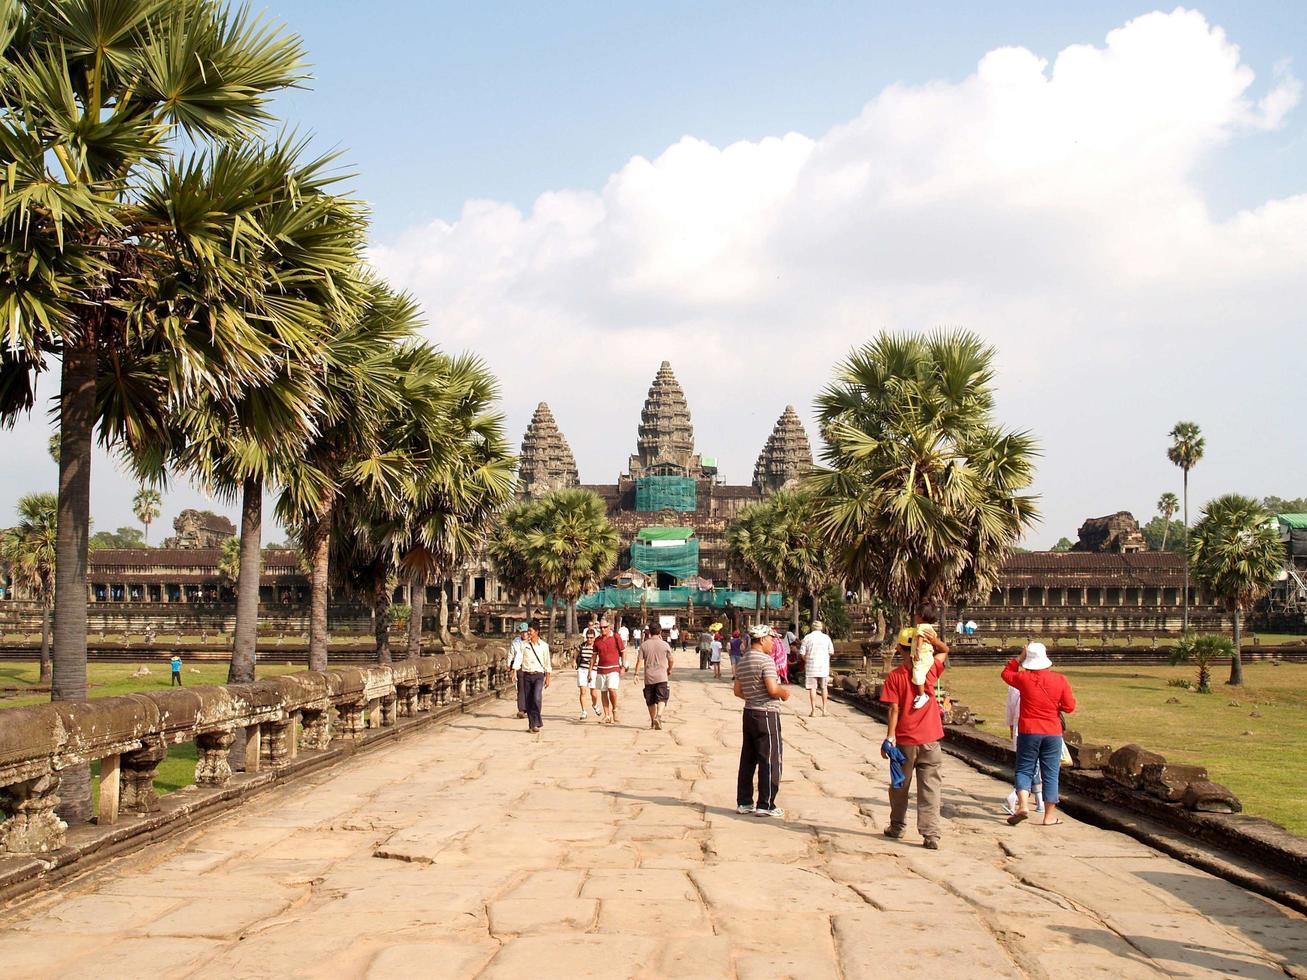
{"left": 0, "top": 0, "right": 307, "bottom": 821}
{"left": 1188, "top": 494, "right": 1282, "bottom": 687}
{"left": 1157, "top": 492, "right": 1180, "bottom": 551}
{"left": 132, "top": 488, "right": 163, "bottom": 544}
{"left": 164, "top": 142, "right": 366, "bottom": 684}
{"left": 806, "top": 331, "right": 1039, "bottom": 618}
{"left": 277, "top": 284, "right": 421, "bottom": 670}
{"left": 3, "top": 493, "right": 57, "bottom": 683}
{"left": 521, "top": 489, "right": 618, "bottom": 640}
{"left": 1168, "top": 421, "right": 1205, "bottom": 632}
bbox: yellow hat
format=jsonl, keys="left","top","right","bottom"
{"left": 896, "top": 626, "right": 917, "bottom": 648}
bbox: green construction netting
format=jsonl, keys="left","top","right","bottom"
{"left": 576, "top": 587, "right": 783, "bottom": 611}
{"left": 635, "top": 475, "right": 697, "bottom": 512}
{"left": 630, "top": 536, "right": 700, "bottom": 580}
{"left": 636, "top": 526, "right": 694, "bottom": 541}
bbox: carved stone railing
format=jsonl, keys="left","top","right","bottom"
{"left": 0, "top": 647, "right": 503, "bottom": 857}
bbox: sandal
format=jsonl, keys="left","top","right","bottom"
{"left": 1039, "top": 818, "right": 1065, "bottom": 826}
{"left": 1006, "top": 811, "right": 1029, "bottom": 826}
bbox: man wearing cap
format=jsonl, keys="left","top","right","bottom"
{"left": 800, "top": 621, "right": 834, "bottom": 718}
{"left": 879, "top": 624, "right": 950, "bottom": 849}
{"left": 733, "top": 623, "right": 791, "bottom": 818}
{"left": 509, "top": 622, "right": 530, "bottom": 719}
{"left": 592, "top": 621, "right": 625, "bottom": 724}
{"left": 518, "top": 622, "right": 552, "bottom": 733}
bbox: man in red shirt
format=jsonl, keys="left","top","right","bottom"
{"left": 880, "top": 624, "right": 950, "bottom": 849}
{"left": 591, "top": 621, "right": 625, "bottom": 725}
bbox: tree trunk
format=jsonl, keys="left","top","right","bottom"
{"left": 567, "top": 598, "right": 577, "bottom": 639}
{"left": 792, "top": 592, "right": 800, "bottom": 635}
{"left": 460, "top": 569, "right": 473, "bottom": 635}
{"left": 546, "top": 594, "right": 555, "bottom": 645}
{"left": 408, "top": 574, "right": 425, "bottom": 658}
{"left": 1160, "top": 521, "right": 1170, "bottom": 551}
{"left": 228, "top": 477, "right": 263, "bottom": 685}
{"left": 306, "top": 510, "right": 332, "bottom": 672}
{"left": 38, "top": 603, "right": 52, "bottom": 685}
{"left": 374, "top": 573, "right": 392, "bottom": 664}
{"left": 810, "top": 591, "right": 820, "bottom": 622}
{"left": 53, "top": 330, "right": 96, "bottom": 822}
{"left": 1227, "top": 607, "right": 1244, "bottom": 686}
{"left": 1182, "top": 470, "right": 1190, "bottom": 634}
{"left": 438, "top": 579, "right": 451, "bottom": 645}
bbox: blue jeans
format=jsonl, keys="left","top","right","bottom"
{"left": 1015, "top": 733, "right": 1063, "bottom": 804}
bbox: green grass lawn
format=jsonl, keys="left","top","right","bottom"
{"left": 0, "top": 660, "right": 303, "bottom": 803}
{"left": 943, "top": 662, "right": 1307, "bottom": 837}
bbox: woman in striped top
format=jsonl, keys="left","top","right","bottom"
{"left": 575, "top": 627, "right": 601, "bottom": 721}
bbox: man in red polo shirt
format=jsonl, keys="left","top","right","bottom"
{"left": 880, "top": 624, "right": 950, "bottom": 849}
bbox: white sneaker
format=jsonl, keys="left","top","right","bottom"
{"left": 912, "top": 693, "right": 930, "bottom": 710}
{"left": 579, "top": 711, "right": 588, "bottom": 721}
{"left": 736, "top": 804, "right": 755, "bottom": 814}
{"left": 592, "top": 706, "right": 602, "bottom": 718}
{"left": 755, "top": 807, "right": 784, "bottom": 819}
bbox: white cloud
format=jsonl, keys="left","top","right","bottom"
{"left": 373, "top": 8, "right": 1307, "bottom": 546}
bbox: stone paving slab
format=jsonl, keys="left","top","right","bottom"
{"left": 1, "top": 668, "right": 1305, "bottom": 979}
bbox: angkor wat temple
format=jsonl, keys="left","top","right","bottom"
{"left": 3, "top": 361, "right": 1233, "bottom": 642}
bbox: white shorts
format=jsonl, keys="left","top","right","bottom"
{"left": 576, "top": 668, "right": 595, "bottom": 688}
{"left": 594, "top": 671, "right": 621, "bottom": 691}
{"left": 805, "top": 674, "right": 829, "bottom": 691}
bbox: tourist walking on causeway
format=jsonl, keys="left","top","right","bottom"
{"left": 735, "top": 623, "right": 791, "bottom": 817}
{"left": 1003, "top": 642, "right": 1076, "bottom": 827}
{"left": 170, "top": 653, "right": 183, "bottom": 687}
{"left": 575, "top": 627, "right": 602, "bottom": 721}
{"left": 770, "top": 627, "right": 789, "bottom": 683}
{"left": 909, "top": 603, "right": 943, "bottom": 710}
{"left": 881, "top": 625, "right": 950, "bottom": 849}
{"left": 518, "top": 623, "right": 552, "bottom": 733}
{"left": 698, "top": 627, "right": 714, "bottom": 670}
{"left": 592, "top": 621, "right": 625, "bottom": 724}
{"left": 633, "top": 624, "right": 674, "bottom": 729}
{"left": 709, "top": 632, "right": 723, "bottom": 679}
{"left": 509, "top": 622, "right": 529, "bottom": 719}
{"left": 801, "top": 620, "right": 834, "bottom": 717}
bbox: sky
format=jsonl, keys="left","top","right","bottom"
{"left": 4, "top": 2, "right": 1306, "bottom": 547}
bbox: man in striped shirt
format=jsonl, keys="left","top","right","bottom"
{"left": 733, "top": 623, "right": 791, "bottom": 817}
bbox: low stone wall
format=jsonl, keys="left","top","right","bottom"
{"left": 829, "top": 672, "right": 1307, "bottom": 908}
{"left": 0, "top": 642, "right": 506, "bottom": 896}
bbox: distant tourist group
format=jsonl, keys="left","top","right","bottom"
{"left": 506, "top": 604, "right": 1076, "bottom": 843}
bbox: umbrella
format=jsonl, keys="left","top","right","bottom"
{"left": 708, "top": 622, "right": 723, "bottom": 632}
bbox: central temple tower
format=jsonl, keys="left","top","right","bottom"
{"left": 627, "top": 361, "right": 702, "bottom": 479}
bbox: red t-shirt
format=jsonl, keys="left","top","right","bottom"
{"left": 879, "top": 660, "right": 946, "bottom": 746}
{"left": 593, "top": 635, "right": 625, "bottom": 674}
{"left": 1001, "top": 660, "right": 1076, "bottom": 735}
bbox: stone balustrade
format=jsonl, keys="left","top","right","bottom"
{"left": 0, "top": 647, "right": 504, "bottom": 857}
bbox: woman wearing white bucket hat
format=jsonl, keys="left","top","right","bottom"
{"left": 1001, "top": 642, "right": 1077, "bottom": 826}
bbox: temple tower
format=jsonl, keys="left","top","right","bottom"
{"left": 628, "top": 361, "right": 701, "bottom": 478}
{"left": 753, "top": 405, "right": 814, "bottom": 494}
{"left": 517, "top": 402, "right": 579, "bottom": 498}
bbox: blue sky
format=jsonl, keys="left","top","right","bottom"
{"left": 263, "top": 1, "right": 1307, "bottom": 235}
{"left": 4, "top": 3, "right": 1305, "bottom": 548}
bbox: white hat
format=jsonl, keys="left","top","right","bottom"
{"left": 748, "top": 624, "right": 772, "bottom": 640}
{"left": 811, "top": 620, "right": 825, "bottom": 631}
{"left": 1022, "top": 642, "right": 1052, "bottom": 670}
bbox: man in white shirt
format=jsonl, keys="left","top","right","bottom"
{"left": 509, "top": 622, "right": 529, "bottom": 719}
{"left": 518, "top": 622, "right": 552, "bottom": 733}
{"left": 800, "top": 620, "right": 835, "bottom": 718}
{"left": 618, "top": 622, "right": 632, "bottom": 669}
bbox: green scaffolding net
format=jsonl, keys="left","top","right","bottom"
{"left": 635, "top": 475, "right": 697, "bottom": 512}
{"left": 576, "top": 587, "right": 783, "bottom": 611}
{"left": 630, "top": 532, "right": 700, "bottom": 581}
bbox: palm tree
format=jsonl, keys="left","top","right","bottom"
{"left": 3, "top": 493, "right": 57, "bottom": 683}
{"left": 1157, "top": 492, "right": 1180, "bottom": 551}
{"left": 132, "top": 488, "right": 163, "bottom": 544}
{"left": 0, "top": 1, "right": 306, "bottom": 822}
{"left": 165, "top": 143, "right": 366, "bottom": 684}
{"left": 1188, "top": 494, "right": 1282, "bottom": 687}
{"left": 521, "top": 489, "right": 618, "bottom": 640}
{"left": 727, "top": 501, "right": 786, "bottom": 624}
{"left": 1168, "top": 422, "right": 1205, "bottom": 631}
{"left": 277, "top": 284, "right": 425, "bottom": 670}
{"left": 488, "top": 500, "right": 548, "bottom": 625}
{"left": 806, "top": 331, "right": 1039, "bottom": 620}
{"left": 1169, "top": 632, "right": 1232, "bottom": 694}
{"left": 217, "top": 536, "right": 242, "bottom": 591}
